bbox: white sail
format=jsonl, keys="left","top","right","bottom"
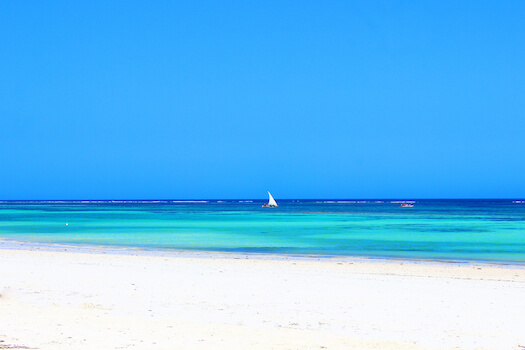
{"left": 267, "top": 191, "right": 278, "bottom": 207}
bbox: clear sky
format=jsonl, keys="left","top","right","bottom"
{"left": 1, "top": 1, "right": 524, "bottom": 200}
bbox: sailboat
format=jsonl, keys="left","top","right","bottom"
{"left": 262, "top": 191, "right": 278, "bottom": 207}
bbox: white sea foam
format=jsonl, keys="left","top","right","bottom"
{"left": 315, "top": 200, "right": 378, "bottom": 204}
{"left": 171, "top": 201, "right": 209, "bottom": 203}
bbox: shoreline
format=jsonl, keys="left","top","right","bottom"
{"left": 2, "top": 238, "right": 525, "bottom": 268}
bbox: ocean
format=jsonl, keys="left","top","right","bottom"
{"left": 1, "top": 199, "right": 524, "bottom": 263}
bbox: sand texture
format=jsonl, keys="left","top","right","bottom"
{"left": 1, "top": 246, "right": 525, "bottom": 349}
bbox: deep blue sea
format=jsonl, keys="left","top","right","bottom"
{"left": 1, "top": 199, "right": 525, "bottom": 263}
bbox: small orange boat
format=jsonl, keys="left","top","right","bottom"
{"left": 399, "top": 203, "right": 414, "bottom": 207}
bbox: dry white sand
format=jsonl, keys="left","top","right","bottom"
{"left": 1, "top": 243, "right": 525, "bottom": 350}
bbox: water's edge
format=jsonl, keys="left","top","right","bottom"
{"left": 2, "top": 238, "right": 524, "bottom": 268}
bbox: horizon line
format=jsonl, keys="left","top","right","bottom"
{"left": 1, "top": 198, "right": 524, "bottom": 202}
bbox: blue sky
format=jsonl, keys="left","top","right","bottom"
{"left": 1, "top": 1, "right": 524, "bottom": 199}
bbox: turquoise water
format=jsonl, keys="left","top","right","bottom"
{"left": 1, "top": 200, "right": 525, "bottom": 263}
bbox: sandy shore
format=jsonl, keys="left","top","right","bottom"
{"left": 1, "top": 243, "right": 525, "bottom": 350}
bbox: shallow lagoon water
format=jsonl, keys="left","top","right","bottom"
{"left": 1, "top": 199, "right": 524, "bottom": 263}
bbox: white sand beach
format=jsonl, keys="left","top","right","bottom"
{"left": 1, "top": 243, "right": 525, "bottom": 350}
